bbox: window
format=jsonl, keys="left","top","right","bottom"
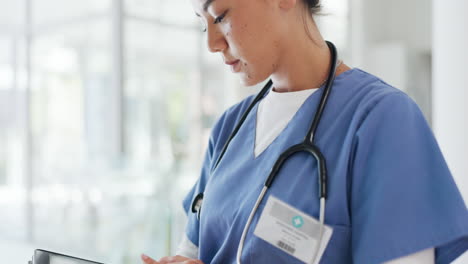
{"left": 0, "top": 0, "right": 350, "bottom": 263}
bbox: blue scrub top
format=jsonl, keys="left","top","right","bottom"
{"left": 182, "top": 68, "right": 468, "bottom": 264}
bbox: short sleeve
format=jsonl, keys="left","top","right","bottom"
{"left": 182, "top": 132, "right": 214, "bottom": 248}
{"left": 181, "top": 103, "right": 238, "bottom": 247}
{"left": 350, "top": 92, "right": 468, "bottom": 264}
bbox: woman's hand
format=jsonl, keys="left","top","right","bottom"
{"left": 141, "top": 254, "right": 204, "bottom": 264}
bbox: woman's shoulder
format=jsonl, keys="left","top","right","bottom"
{"left": 334, "top": 68, "right": 421, "bottom": 122}
{"left": 340, "top": 68, "right": 408, "bottom": 103}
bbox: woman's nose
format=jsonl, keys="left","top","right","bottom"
{"left": 206, "top": 25, "right": 228, "bottom": 53}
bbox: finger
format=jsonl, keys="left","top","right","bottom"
{"left": 141, "top": 254, "right": 160, "bottom": 264}
{"left": 158, "top": 255, "right": 191, "bottom": 263}
{"left": 181, "top": 260, "right": 204, "bottom": 264}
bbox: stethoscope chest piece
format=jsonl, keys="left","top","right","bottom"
{"left": 191, "top": 192, "right": 204, "bottom": 220}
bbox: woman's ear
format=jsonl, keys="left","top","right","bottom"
{"left": 278, "top": 0, "right": 298, "bottom": 11}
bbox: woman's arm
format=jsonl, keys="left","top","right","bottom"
{"left": 383, "top": 247, "right": 434, "bottom": 264}
{"left": 141, "top": 254, "right": 204, "bottom": 264}
{"left": 176, "top": 234, "right": 199, "bottom": 259}
{"left": 140, "top": 231, "right": 200, "bottom": 263}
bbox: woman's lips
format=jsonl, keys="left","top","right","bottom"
{"left": 225, "top": 59, "right": 241, "bottom": 73}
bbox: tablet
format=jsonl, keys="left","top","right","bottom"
{"left": 31, "top": 249, "right": 104, "bottom": 264}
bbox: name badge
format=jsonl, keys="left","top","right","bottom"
{"left": 253, "top": 195, "right": 333, "bottom": 264}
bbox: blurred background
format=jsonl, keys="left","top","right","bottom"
{"left": 0, "top": 0, "right": 466, "bottom": 263}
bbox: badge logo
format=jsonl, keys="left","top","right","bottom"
{"left": 292, "top": 215, "right": 304, "bottom": 228}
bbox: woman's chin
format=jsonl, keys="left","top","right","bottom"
{"left": 238, "top": 73, "right": 267, "bottom": 87}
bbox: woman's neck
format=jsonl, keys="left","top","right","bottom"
{"left": 270, "top": 16, "right": 351, "bottom": 93}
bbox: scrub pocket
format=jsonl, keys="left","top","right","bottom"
{"left": 248, "top": 222, "right": 351, "bottom": 263}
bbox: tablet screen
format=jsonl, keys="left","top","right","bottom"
{"left": 50, "top": 254, "right": 94, "bottom": 264}
{"left": 33, "top": 249, "right": 104, "bottom": 264}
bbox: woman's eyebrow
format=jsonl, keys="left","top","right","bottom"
{"left": 195, "top": 0, "right": 216, "bottom": 17}
{"left": 203, "top": 0, "right": 216, "bottom": 12}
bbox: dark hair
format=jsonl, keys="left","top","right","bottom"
{"left": 304, "top": 0, "right": 322, "bottom": 16}
{"left": 301, "top": 0, "right": 324, "bottom": 44}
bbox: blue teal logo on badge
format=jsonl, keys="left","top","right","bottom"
{"left": 292, "top": 215, "right": 304, "bottom": 228}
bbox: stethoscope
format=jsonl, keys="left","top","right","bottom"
{"left": 192, "top": 41, "right": 339, "bottom": 264}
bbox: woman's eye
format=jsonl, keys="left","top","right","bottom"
{"left": 213, "top": 11, "right": 228, "bottom": 24}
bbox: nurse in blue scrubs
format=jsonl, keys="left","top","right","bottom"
{"left": 141, "top": 0, "right": 468, "bottom": 263}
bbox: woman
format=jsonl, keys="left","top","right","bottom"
{"left": 142, "top": 0, "right": 468, "bottom": 263}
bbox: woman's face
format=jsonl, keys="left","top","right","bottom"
{"left": 191, "top": 0, "right": 286, "bottom": 86}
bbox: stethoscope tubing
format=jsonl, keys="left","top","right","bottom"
{"left": 235, "top": 41, "right": 339, "bottom": 264}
